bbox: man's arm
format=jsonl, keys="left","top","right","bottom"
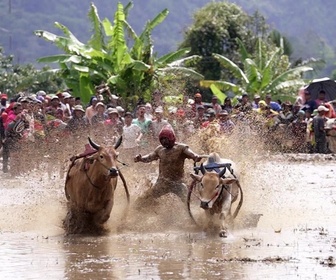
{"left": 134, "top": 146, "right": 160, "bottom": 163}
{"left": 181, "top": 144, "right": 202, "bottom": 162}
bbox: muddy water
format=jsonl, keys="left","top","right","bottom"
{"left": 1, "top": 154, "right": 336, "bottom": 279}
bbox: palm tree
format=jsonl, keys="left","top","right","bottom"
{"left": 35, "top": 2, "right": 202, "bottom": 104}
{"left": 200, "top": 38, "right": 314, "bottom": 102}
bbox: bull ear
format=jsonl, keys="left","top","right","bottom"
{"left": 114, "top": 136, "right": 122, "bottom": 150}
{"left": 190, "top": 173, "right": 202, "bottom": 182}
{"left": 220, "top": 178, "right": 236, "bottom": 185}
{"left": 88, "top": 137, "right": 100, "bottom": 150}
{"left": 200, "top": 163, "right": 206, "bottom": 175}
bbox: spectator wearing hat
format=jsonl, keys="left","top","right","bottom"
{"left": 324, "top": 103, "right": 336, "bottom": 119}
{"left": 278, "top": 101, "right": 294, "bottom": 125}
{"left": 116, "top": 106, "right": 126, "bottom": 124}
{"left": 56, "top": 92, "right": 68, "bottom": 113}
{"left": 66, "top": 105, "right": 88, "bottom": 134}
{"left": 151, "top": 106, "right": 171, "bottom": 139}
{"left": 211, "top": 95, "right": 222, "bottom": 115}
{"left": 104, "top": 107, "right": 123, "bottom": 137}
{"left": 312, "top": 105, "right": 329, "bottom": 153}
{"left": 62, "top": 92, "right": 73, "bottom": 121}
{"left": 122, "top": 112, "right": 143, "bottom": 157}
{"left": 218, "top": 110, "right": 235, "bottom": 134}
{"left": 252, "top": 94, "right": 261, "bottom": 109}
{"left": 85, "top": 96, "right": 98, "bottom": 125}
{"left": 46, "top": 95, "right": 61, "bottom": 118}
{"left": 91, "top": 102, "right": 107, "bottom": 126}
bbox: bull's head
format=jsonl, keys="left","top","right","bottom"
{"left": 87, "top": 137, "right": 122, "bottom": 178}
{"left": 190, "top": 165, "right": 236, "bottom": 209}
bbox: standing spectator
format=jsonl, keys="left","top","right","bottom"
{"left": 75, "top": 97, "right": 82, "bottom": 106}
{"left": 324, "top": 103, "right": 336, "bottom": 119}
{"left": 235, "top": 93, "right": 252, "bottom": 113}
{"left": 315, "top": 90, "right": 327, "bottom": 106}
{"left": 85, "top": 96, "right": 98, "bottom": 124}
{"left": 278, "top": 101, "right": 294, "bottom": 125}
{"left": 191, "top": 92, "right": 204, "bottom": 117}
{"left": 104, "top": 107, "right": 123, "bottom": 137}
{"left": 211, "top": 96, "right": 222, "bottom": 115}
{"left": 91, "top": 102, "right": 107, "bottom": 126}
{"left": 222, "top": 97, "right": 233, "bottom": 114}
{"left": 252, "top": 94, "right": 261, "bottom": 109}
{"left": 202, "top": 109, "right": 218, "bottom": 129}
{"left": 265, "top": 94, "right": 282, "bottom": 112}
{"left": 302, "top": 90, "right": 317, "bottom": 114}
{"left": 122, "top": 112, "right": 142, "bottom": 157}
{"left": 2, "top": 102, "right": 29, "bottom": 173}
{"left": 312, "top": 105, "right": 329, "bottom": 153}
{"left": 66, "top": 105, "right": 88, "bottom": 133}
{"left": 151, "top": 106, "right": 171, "bottom": 138}
{"left": 62, "top": 92, "right": 73, "bottom": 121}
{"left": 132, "top": 105, "right": 153, "bottom": 150}
{"left": 116, "top": 106, "right": 126, "bottom": 125}
{"left": 193, "top": 105, "right": 207, "bottom": 129}
{"left": 144, "top": 103, "right": 154, "bottom": 120}
{"left": 218, "top": 110, "right": 235, "bottom": 134}
{"left": 45, "top": 95, "right": 61, "bottom": 117}
{"left": 291, "top": 110, "right": 308, "bottom": 152}
{"left": 0, "top": 93, "right": 8, "bottom": 113}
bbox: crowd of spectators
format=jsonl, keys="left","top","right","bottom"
{"left": 0, "top": 87, "right": 335, "bottom": 175}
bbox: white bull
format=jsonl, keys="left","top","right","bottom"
{"left": 190, "top": 152, "right": 243, "bottom": 237}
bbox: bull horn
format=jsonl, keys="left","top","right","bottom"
{"left": 218, "top": 167, "right": 226, "bottom": 178}
{"left": 200, "top": 163, "right": 206, "bottom": 175}
{"left": 114, "top": 136, "right": 122, "bottom": 150}
{"left": 88, "top": 137, "right": 100, "bottom": 150}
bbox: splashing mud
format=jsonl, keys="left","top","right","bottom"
{"left": 1, "top": 130, "right": 336, "bottom": 279}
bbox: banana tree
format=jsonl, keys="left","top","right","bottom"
{"left": 200, "top": 38, "right": 314, "bottom": 101}
{"left": 35, "top": 2, "right": 202, "bottom": 104}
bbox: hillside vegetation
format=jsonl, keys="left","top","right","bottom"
{"left": 0, "top": 0, "right": 334, "bottom": 75}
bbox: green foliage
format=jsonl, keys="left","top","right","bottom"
{"left": 0, "top": 46, "right": 64, "bottom": 96}
{"left": 201, "top": 38, "right": 313, "bottom": 100}
{"left": 35, "top": 2, "right": 202, "bottom": 104}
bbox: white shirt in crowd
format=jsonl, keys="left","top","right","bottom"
{"left": 122, "top": 124, "right": 142, "bottom": 149}
{"left": 151, "top": 119, "right": 171, "bottom": 138}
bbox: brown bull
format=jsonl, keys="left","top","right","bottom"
{"left": 64, "top": 137, "right": 128, "bottom": 234}
{"left": 190, "top": 152, "right": 243, "bottom": 237}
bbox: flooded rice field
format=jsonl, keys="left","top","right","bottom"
{"left": 1, "top": 148, "right": 336, "bottom": 279}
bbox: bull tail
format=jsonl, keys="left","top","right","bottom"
{"left": 232, "top": 180, "right": 243, "bottom": 219}
{"left": 118, "top": 170, "right": 130, "bottom": 204}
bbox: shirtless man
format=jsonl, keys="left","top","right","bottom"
{"left": 134, "top": 126, "right": 201, "bottom": 207}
